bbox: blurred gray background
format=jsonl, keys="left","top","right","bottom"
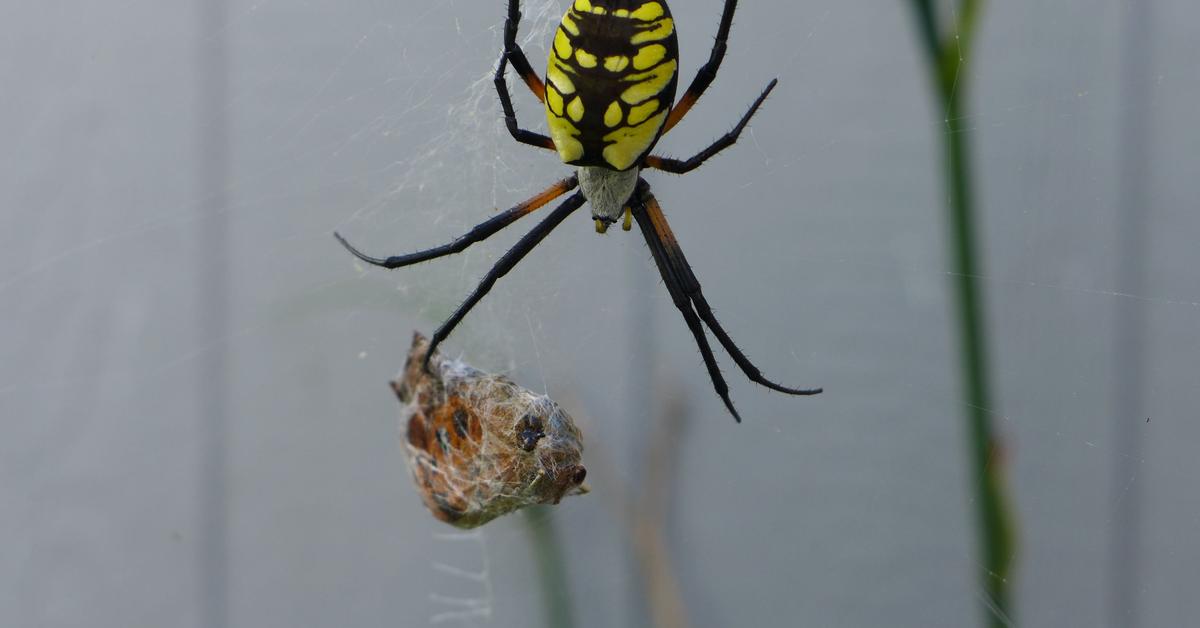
{"left": 3, "top": 0, "right": 1198, "bottom": 626}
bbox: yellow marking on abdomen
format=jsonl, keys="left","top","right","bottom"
{"left": 545, "top": 85, "right": 565, "bottom": 116}
{"left": 620, "top": 59, "right": 677, "bottom": 104}
{"left": 604, "top": 101, "right": 623, "bottom": 127}
{"left": 631, "top": 18, "right": 674, "bottom": 44}
{"left": 547, "top": 115, "right": 584, "bottom": 163}
{"left": 604, "top": 56, "right": 630, "bottom": 73}
{"left": 547, "top": 58, "right": 577, "bottom": 94}
{"left": 626, "top": 99, "right": 659, "bottom": 126}
{"left": 553, "top": 29, "right": 573, "bottom": 59}
{"left": 573, "top": 0, "right": 605, "bottom": 14}
{"left": 566, "top": 96, "right": 585, "bottom": 122}
{"left": 606, "top": 2, "right": 664, "bottom": 21}
{"left": 560, "top": 12, "right": 580, "bottom": 35}
{"left": 632, "top": 44, "right": 667, "bottom": 70}
{"left": 575, "top": 49, "right": 598, "bottom": 68}
{"left": 602, "top": 109, "right": 669, "bottom": 170}
{"left": 630, "top": 2, "right": 665, "bottom": 21}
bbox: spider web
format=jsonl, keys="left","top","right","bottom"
{"left": 3, "top": 0, "right": 1200, "bottom": 627}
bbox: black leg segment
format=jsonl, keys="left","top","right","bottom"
{"left": 644, "top": 79, "right": 777, "bottom": 174}
{"left": 503, "top": 0, "right": 547, "bottom": 102}
{"left": 425, "top": 192, "right": 587, "bottom": 369}
{"left": 633, "top": 194, "right": 743, "bottom": 421}
{"left": 495, "top": 0, "right": 554, "bottom": 150}
{"left": 495, "top": 53, "right": 555, "bottom": 151}
{"left": 334, "top": 176, "right": 577, "bottom": 269}
{"left": 633, "top": 183, "right": 821, "bottom": 421}
{"left": 661, "top": 0, "right": 740, "bottom": 134}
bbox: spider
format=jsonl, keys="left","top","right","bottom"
{"left": 335, "top": 0, "right": 822, "bottom": 421}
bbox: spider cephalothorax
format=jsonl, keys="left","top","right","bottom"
{"left": 336, "top": 0, "right": 821, "bottom": 421}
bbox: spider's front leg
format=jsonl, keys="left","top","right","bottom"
{"left": 495, "top": 54, "right": 556, "bottom": 151}
{"left": 495, "top": 0, "right": 555, "bottom": 151}
{"left": 661, "top": 0, "right": 741, "bottom": 134}
{"left": 644, "top": 79, "right": 778, "bottom": 174}
{"left": 503, "top": 0, "right": 547, "bottom": 102}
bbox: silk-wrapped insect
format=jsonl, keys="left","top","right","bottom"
{"left": 393, "top": 333, "right": 588, "bottom": 528}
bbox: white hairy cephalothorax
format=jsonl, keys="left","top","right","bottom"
{"left": 577, "top": 166, "right": 640, "bottom": 223}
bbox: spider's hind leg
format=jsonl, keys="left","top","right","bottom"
{"left": 632, "top": 183, "right": 821, "bottom": 421}
{"left": 633, "top": 191, "right": 743, "bottom": 421}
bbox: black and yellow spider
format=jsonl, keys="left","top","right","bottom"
{"left": 336, "top": 0, "right": 821, "bottom": 421}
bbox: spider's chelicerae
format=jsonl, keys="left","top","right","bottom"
{"left": 336, "top": 0, "right": 822, "bottom": 421}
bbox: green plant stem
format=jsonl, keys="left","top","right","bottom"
{"left": 523, "top": 507, "right": 577, "bottom": 628}
{"left": 906, "top": 1, "right": 1016, "bottom": 626}
{"left": 945, "top": 82, "right": 1015, "bottom": 627}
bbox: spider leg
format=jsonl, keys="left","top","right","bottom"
{"left": 661, "top": 0, "right": 740, "bottom": 135}
{"left": 503, "top": 0, "right": 547, "bottom": 102}
{"left": 334, "top": 176, "right": 577, "bottom": 269}
{"left": 495, "top": 1, "right": 554, "bottom": 150}
{"left": 643, "top": 79, "right": 777, "bottom": 175}
{"left": 641, "top": 190, "right": 821, "bottom": 396}
{"left": 632, "top": 191, "right": 743, "bottom": 422}
{"left": 425, "top": 192, "right": 587, "bottom": 370}
{"left": 635, "top": 185, "right": 822, "bottom": 419}
{"left": 496, "top": 54, "right": 555, "bottom": 151}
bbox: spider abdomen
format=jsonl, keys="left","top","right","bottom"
{"left": 545, "top": 0, "right": 679, "bottom": 171}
